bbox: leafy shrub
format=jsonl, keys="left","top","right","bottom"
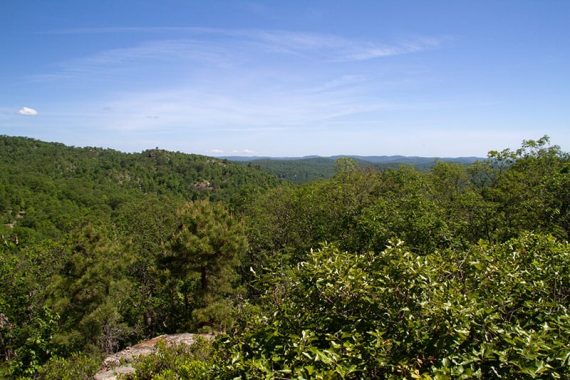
{"left": 36, "top": 353, "right": 101, "bottom": 380}
{"left": 123, "top": 337, "right": 213, "bottom": 380}
{"left": 216, "top": 234, "right": 570, "bottom": 379}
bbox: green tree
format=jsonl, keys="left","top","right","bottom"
{"left": 430, "top": 161, "right": 493, "bottom": 246}
{"left": 487, "top": 136, "right": 569, "bottom": 240}
{"left": 334, "top": 157, "right": 358, "bottom": 175}
{"left": 114, "top": 195, "right": 181, "bottom": 336}
{"left": 45, "top": 224, "right": 136, "bottom": 355}
{"left": 163, "top": 200, "right": 248, "bottom": 331}
{"left": 0, "top": 241, "right": 66, "bottom": 377}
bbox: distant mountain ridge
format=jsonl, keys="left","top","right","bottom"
{"left": 224, "top": 155, "right": 483, "bottom": 183}
{"left": 332, "top": 155, "right": 481, "bottom": 164}
{"left": 223, "top": 155, "right": 482, "bottom": 163}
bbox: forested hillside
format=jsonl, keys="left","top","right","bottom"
{"left": 0, "top": 136, "right": 278, "bottom": 244}
{"left": 1, "top": 136, "right": 569, "bottom": 379}
{"left": 0, "top": 136, "right": 278, "bottom": 377}
{"left": 233, "top": 156, "right": 480, "bottom": 183}
{"left": 238, "top": 157, "right": 339, "bottom": 183}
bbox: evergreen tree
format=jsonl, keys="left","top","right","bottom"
{"left": 163, "top": 200, "right": 248, "bottom": 331}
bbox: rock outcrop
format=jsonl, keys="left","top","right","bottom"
{"left": 94, "top": 333, "right": 213, "bottom": 380}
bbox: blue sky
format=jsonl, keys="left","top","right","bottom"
{"left": 1, "top": 0, "right": 568, "bottom": 156}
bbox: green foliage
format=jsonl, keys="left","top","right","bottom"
{"left": 245, "top": 166, "right": 381, "bottom": 266}
{"left": 2, "top": 135, "right": 569, "bottom": 378}
{"left": 113, "top": 195, "right": 180, "bottom": 336}
{"left": 123, "top": 338, "right": 213, "bottom": 380}
{"left": 45, "top": 225, "right": 137, "bottom": 355}
{"left": 36, "top": 353, "right": 101, "bottom": 380}
{"left": 357, "top": 166, "right": 449, "bottom": 253}
{"left": 0, "top": 135, "right": 278, "bottom": 248}
{"left": 245, "top": 136, "right": 569, "bottom": 269}
{"left": 162, "top": 200, "right": 248, "bottom": 331}
{"left": 334, "top": 157, "right": 359, "bottom": 175}
{"left": 236, "top": 156, "right": 479, "bottom": 184}
{"left": 217, "top": 234, "right": 569, "bottom": 379}
{"left": 5, "top": 307, "right": 60, "bottom": 377}
{"left": 0, "top": 135, "right": 276, "bottom": 374}
{"left": 486, "top": 136, "right": 570, "bottom": 241}
{"left": 0, "top": 240, "right": 68, "bottom": 377}
{"left": 245, "top": 157, "right": 339, "bottom": 183}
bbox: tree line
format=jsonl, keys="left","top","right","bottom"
{"left": 0, "top": 136, "right": 568, "bottom": 378}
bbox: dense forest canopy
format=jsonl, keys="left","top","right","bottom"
{"left": 231, "top": 156, "right": 480, "bottom": 184}
{"left": 0, "top": 135, "right": 568, "bottom": 379}
{"left": 0, "top": 136, "right": 279, "bottom": 243}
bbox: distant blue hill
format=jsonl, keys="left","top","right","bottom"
{"left": 223, "top": 155, "right": 483, "bottom": 183}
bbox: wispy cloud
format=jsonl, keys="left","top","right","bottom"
{"left": 344, "top": 37, "right": 442, "bottom": 61}
{"left": 306, "top": 74, "right": 367, "bottom": 94}
{"left": 237, "top": 30, "right": 443, "bottom": 61}
{"left": 44, "top": 27, "right": 444, "bottom": 64}
{"left": 18, "top": 107, "right": 38, "bottom": 116}
{"left": 94, "top": 82, "right": 400, "bottom": 133}
{"left": 22, "top": 26, "right": 448, "bottom": 144}
{"left": 45, "top": 26, "right": 211, "bottom": 35}
{"left": 232, "top": 148, "right": 255, "bottom": 155}
{"left": 31, "top": 39, "right": 240, "bottom": 82}
{"left": 29, "top": 28, "right": 445, "bottom": 93}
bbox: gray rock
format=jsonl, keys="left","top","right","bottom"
{"left": 94, "top": 333, "right": 213, "bottom": 380}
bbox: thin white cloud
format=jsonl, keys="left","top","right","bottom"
{"left": 210, "top": 148, "right": 224, "bottom": 154}
{"left": 96, "top": 81, "right": 400, "bottom": 133}
{"left": 231, "top": 149, "right": 256, "bottom": 155}
{"left": 25, "top": 27, "right": 448, "bottom": 140}
{"left": 40, "top": 27, "right": 444, "bottom": 74}
{"left": 45, "top": 26, "right": 210, "bottom": 35}
{"left": 239, "top": 30, "right": 443, "bottom": 61}
{"left": 18, "top": 107, "right": 38, "bottom": 116}
{"left": 345, "top": 37, "right": 442, "bottom": 61}
{"left": 307, "top": 74, "right": 367, "bottom": 94}
{"left": 30, "top": 38, "right": 240, "bottom": 82}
